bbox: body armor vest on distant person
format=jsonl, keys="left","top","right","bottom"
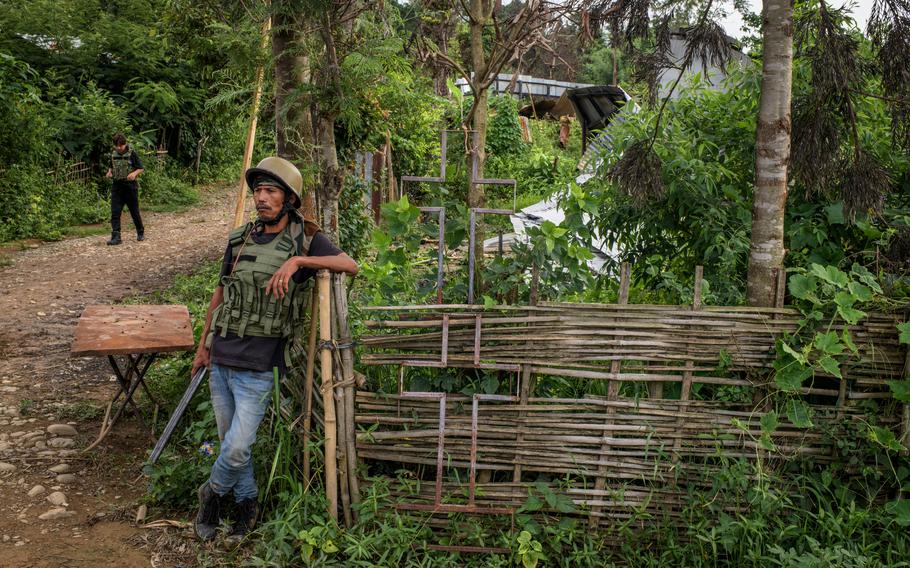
{"left": 111, "top": 147, "right": 132, "bottom": 180}
{"left": 210, "top": 219, "right": 314, "bottom": 348}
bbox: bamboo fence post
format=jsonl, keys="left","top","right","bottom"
{"left": 673, "top": 266, "right": 703, "bottom": 461}
{"left": 317, "top": 270, "right": 338, "bottom": 522}
{"left": 302, "top": 287, "right": 319, "bottom": 484}
{"left": 385, "top": 131, "right": 397, "bottom": 202}
{"left": 333, "top": 359, "right": 352, "bottom": 526}
{"left": 512, "top": 365, "right": 533, "bottom": 482}
{"left": 232, "top": 17, "right": 272, "bottom": 229}
{"left": 332, "top": 274, "right": 361, "bottom": 511}
{"left": 589, "top": 262, "right": 630, "bottom": 528}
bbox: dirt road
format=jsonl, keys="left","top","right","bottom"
{"left": 0, "top": 184, "right": 234, "bottom": 567}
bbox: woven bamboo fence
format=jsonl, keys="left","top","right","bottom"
{"left": 353, "top": 273, "right": 908, "bottom": 529}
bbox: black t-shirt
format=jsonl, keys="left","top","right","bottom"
{"left": 112, "top": 150, "right": 144, "bottom": 191}
{"left": 210, "top": 229, "right": 342, "bottom": 373}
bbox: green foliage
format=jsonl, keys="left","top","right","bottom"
{"left": 775, "top": 263, "right": 880, "bottom": 392}
{"left": 338, "top": 176, "right": 373, "bottom": 262}
{"left": 138, "top": 167, "right": 198, "bottom": 210}
{"left": 0, "top": 165, "right": 107, "bottom": 241}
{"left": 360, "top": 195, "right": 425, "bottom": 305}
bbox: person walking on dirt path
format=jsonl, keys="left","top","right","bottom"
{"left": 190, "top": 156, "right": 358, "bottom": 542}
{"left": 105, "top": 133, "right": 145, "bottom": 246}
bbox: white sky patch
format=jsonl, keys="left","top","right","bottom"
{"left": 719, "top": 0, "right": 875, "bottom": 39}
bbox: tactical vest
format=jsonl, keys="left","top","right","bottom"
{"left": 111, "top": 147, "right": 132, "bottom": 180}
{"left": 209, "top": 219, "right": 316, "bottom": 355}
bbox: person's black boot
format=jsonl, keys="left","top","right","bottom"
{"left": 194, "top": 482, "right": 224, "bottom": 541}
{"left": 226, "top": 498, "right": 259, "bottom": 542}
{"left": 136, "top": 232, "right": 145, "bottom": 242}
{"left": 106, "top": 232, "right": 122, "bottom": 246}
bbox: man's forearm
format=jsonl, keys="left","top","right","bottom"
{"left": 297, "top": 253, "right": 358, "bottom": 276}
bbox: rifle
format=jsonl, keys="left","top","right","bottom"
{"left": 145, "top": 366, "right": 208, "bottom": 469}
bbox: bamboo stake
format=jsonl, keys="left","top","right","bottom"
{"left": 334, "top": 360, "right": 352, "bottom": 527}
{"left": 512, "top": 365, "right": 533, "bottom": 482}
{"left": 590, "top": 262, "right": 630, "bottom": 528}
{"left": 332, "top": 274, "right": 361, "bottom": 511}
{"left": 385, "top": 131, "right": 397, "bottom": 202}
{"left": 232, "top": 17, "right": 272, "bottom": 229}
{"left": 302, "top": 287, "right": 319, "bottom": 485}
{"left": 317, "top": 270, "right": 338, "bottom": 521}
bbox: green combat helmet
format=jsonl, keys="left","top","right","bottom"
{"left": 245, "top": 156, "right": 303, "bottom": 208}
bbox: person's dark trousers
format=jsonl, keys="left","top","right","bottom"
{"left": 110, "top": 181, "right": 144, "bottom": 238}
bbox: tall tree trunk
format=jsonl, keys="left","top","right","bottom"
{"left": 747, "top": 0, "right": 794, "bottom": 306}
{"left": 316, "top": 12, "right": 344, "bottom": 244}
{"left": 467, "top": 0, "right": 493, "bottom": 300}
{"left": 317, "top": 116, "right": 343, "bottom": 244}
{"left": 273, "top": 7, "right": 317, "bottom": 220}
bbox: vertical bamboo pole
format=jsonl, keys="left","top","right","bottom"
{"left": 333, "top": 359, "right": 352, "bottom": 526}
{"left": 302, "top": 287, "right": 319, "bottom": 484}
{"left": 512, "top": 365, "right": 533, "bottom": 482}
{"left": 589, "top": 262, "right": 630, "bottom": 528}
{"left": 673, "top": 266, "right": 703, "bottom": 462}
{"left": 317, "top": 270, "right": 338, "bottom": 521}
{"left": 232, "top": 17, "right": 272, "bottom": 229}
{"left": 332, "top": 274, "right": 361, "bottom": 511}
{"left": 385, "top": 131, "right": 398, "bottom": 202}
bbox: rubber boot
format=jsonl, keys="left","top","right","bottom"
{"left": 226, "top": 498, "right": 259, "bottom": 541}
{"left": 106, "top": 232, "right": 122, "bottom": 246}
{"left": 194, "top": 482, "right": 224, "bottom": 541}
{"left": 137, "top": 231, "right": 145, "bottom": 242}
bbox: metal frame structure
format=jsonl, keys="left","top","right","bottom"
{"left": 392, "top": 389, "right": 516, "bottom": 555}
{"left": 467, "top": 208, "right": 513, "bottom": 304}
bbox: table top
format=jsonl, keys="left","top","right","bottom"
{"left": 71, "top": 304, "right": 196, "bottom": 357}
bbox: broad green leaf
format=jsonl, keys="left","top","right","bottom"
{"left": 834, "top": 291, "right": 856, "bottom": 309}
{"left": 788, "top": 274, "right": 817, "bottom": 300}
{"left": 482, "top": 295, "right": 495, "bottom": 308}
{"left": 321, "top": 540, "right": 339, "bottom": 554}
{"left": 847, "top": 281, "right": 873, "bottom": 302}
{"left": 898, "top": 322, "right": 910, "bottom": 345}
{"left": 885, "top": 500, "right": 910, "bottom": 527}
{"left": 841, "top": 329, "right": 858, "bottom": 355}
{"left": 810, "top": 264, "right": 849, "bottom": 287}
{"left": 837, "top": 305, "right": 866, "bottom": 325}
{"left": 760, "top": 411, "right": 779, "bottom": 434}
{"left": 824, "top": 202, "right": 844, "bottom": 224}
{"left": 781, "top": 342, "right": 809, "bottom": 365}
{"left": 817, "top": 355, "right": 842, "bottom": 378}
{"left": 814, "top": 331, "right": 844, "bottom": 355}
{"left": 520, "top": 494, "right": 543, "bottom": 513}
{"left": 886, "top": 380, "right": 910, "bottom": 403}
{"left": 786, "top": 399, "right": 814, "bottom": 428}
{"left": 775, "top": 360, "right": 812, "bottom": 392}
{"left": 868, "top": 425, "right": 904, "bottom": 453}
{"left": 851, "top": 263, "right": 883, "bottom": 293}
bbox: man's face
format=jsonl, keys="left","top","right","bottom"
{"left": 114, "top": 143, "right": 127, "bottom": 153}
{"left": 253, "top": 184, "right": 286, "bottom": 222}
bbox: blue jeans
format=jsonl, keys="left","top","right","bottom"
{"left": 207, "top": 363, "right": 275, "bottom": 501}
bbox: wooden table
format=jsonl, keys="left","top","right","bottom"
{"left": 71, "top": 304, "right": 195, "bottom": 450}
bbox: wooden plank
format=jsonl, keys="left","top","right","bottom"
{"left": 71, "top": 304, "right": 194, "bottom": 357}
